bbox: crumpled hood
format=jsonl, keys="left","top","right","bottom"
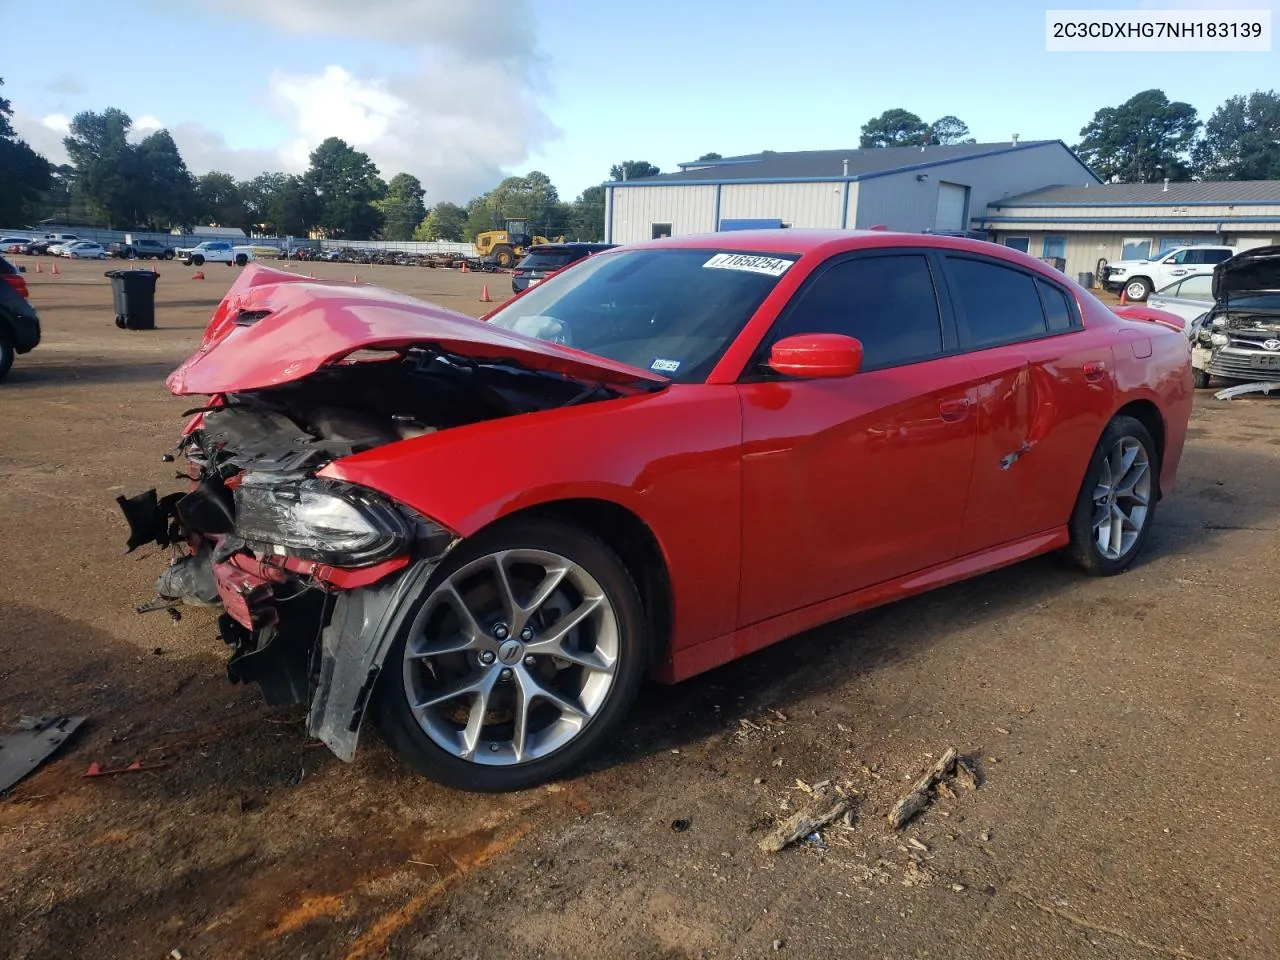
{"left": 1214, "top": 245, "right": 1280, "bottom": 303}
{"left": 167, "top": 264, "right": 668, "bottom": 395}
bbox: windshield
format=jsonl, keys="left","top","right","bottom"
{"left": 487, "top": 248, "right": 795, "bottom": 382}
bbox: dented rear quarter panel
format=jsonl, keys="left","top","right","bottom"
{"left": 318, "top": 385, "right": 745, "bottom": 653}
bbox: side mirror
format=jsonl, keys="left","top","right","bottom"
{"left": 768, "top": 333, "right": 863, "bottom": 379}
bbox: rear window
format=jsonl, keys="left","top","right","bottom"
{"left": 519, "top": 249, "right": 583, "bottom": 271}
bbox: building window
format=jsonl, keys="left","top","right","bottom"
{"left": 1004, "top": 237, "right": 1030, "bottom": 253}
{"left": 1042, "top": 236, "right": 1066, "bottom": 259}
{"left": 1157, "top": 237, "right": 1189, "bottom": 255}
{"left": 1121, "top": 237, "right": 1152, "bottom": 260}
{"left": 651, "top": 223, "right": 672, "bottom": 239}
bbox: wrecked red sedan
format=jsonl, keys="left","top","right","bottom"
{"left": 121, "top": 231, "right": 1193, "bottom": 791}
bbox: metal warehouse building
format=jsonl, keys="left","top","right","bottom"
{"left": 977, "top": 181, "right": 1280, "bottom": 280}
{"left": 603, "top": 140, "right": 1098, "bottom": 244}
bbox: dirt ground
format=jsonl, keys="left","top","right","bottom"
{"left": 2, "top": 255, "right": 1278, "bottom": 960}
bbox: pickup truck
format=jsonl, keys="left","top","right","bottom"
{"left": 1102, "top": 245, "right": 1235, "bottom": 302}
{"left": 175, "top": 240, "right": 257, "bottom": 267}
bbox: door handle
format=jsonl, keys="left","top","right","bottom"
{"left": 1170, "top": 269, "right": 1187, "bottom": 276}
{"left": 939, "top": 397, "right": 972, "bottom": 422}
{"left": 1083, "top": 360, "right": 1106, "bottom": 382}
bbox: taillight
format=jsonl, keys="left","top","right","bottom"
{"left": 2, "top": 275, "right": 27, "bottom": 299}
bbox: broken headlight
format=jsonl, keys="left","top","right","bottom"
{"left": 233, "top": 477, "right": 413, "bottom": 567}
{"left": 1210, "top": 333, "right": 1229, "bottom": 346}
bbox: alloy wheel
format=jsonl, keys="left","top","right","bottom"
{"left": 1091, "top": 436, "right": 1152, "bottom": 560}
{"left": 401, "top": 548, "right": 620, "bottom": 766}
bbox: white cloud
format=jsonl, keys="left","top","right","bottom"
{"left": 9, "top": 110, "right": 70, "bottom": 165}
{"left": 14, "top": 0, "right": 559, "bottom": 204}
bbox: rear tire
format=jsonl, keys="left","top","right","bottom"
{"left": 373, "top": 519, "right": 648, "bottom": 792}
{"left": 0, "top": 338, "right": 14, "bottom": 381}
{"left": 1193, "top": 367, "right": 1212, "bottom": 389}
{"left": 234, "top": 254, "right": 248, "bottom": 266}
{"left": 1067, "top": 415, "right": 1159, "bottom": 576}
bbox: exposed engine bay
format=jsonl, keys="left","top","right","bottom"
{"left": 118, "top": 346, "right": 629, "bottom": 758}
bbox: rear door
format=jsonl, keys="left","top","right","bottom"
{"left": 939, "top": 253, "right": 1115, "bottom": 555}
{"left": 736, "top": 250, "right": 979, "bottom": 626}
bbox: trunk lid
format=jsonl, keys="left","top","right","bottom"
{"left": 167, "top": 264, "right": 669, "bottom": 395}
{"left": 1214, "top": 245, "right": 1280, "bottom": 304}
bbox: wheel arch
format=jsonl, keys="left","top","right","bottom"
{"left": 477, "top": 497, "right": 674, "bottom": 677}
{"left": 1112, "top": 397, "right": 1166, "bottom": 497}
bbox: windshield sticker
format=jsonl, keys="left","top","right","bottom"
{"left": 651, "top": 358, "right": 681, "bottom": 373}
{"left": 703, "top": 253, "right": 795, "bottom": 277}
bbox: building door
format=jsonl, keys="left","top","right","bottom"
{"left": 1236, "top": 237, "right": 1274, "bottom": 251}
{"left": 935, "top": 183, "right": 970, "bottom": 232}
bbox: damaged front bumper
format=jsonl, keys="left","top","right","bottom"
{"left": 119, "top": 482, "right": 449, "bottom": 762}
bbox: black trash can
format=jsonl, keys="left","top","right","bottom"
{"left": 105, "top": 269, "right": 159, "bottom": 330}
{"left": 1077, "top": 271, "right": 1094, "bottom": 289}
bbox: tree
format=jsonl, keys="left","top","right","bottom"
{"left": 928, "top": 116, "right": 976, "bottom": 145}
{"left": 266, "top": 175, "right": 318, "bottom": 238}
{"left": 377, "top": 173, "right": 427, "bottom": 241}
{"left": 1075, "top": 89, "right": 1200, "bottom": 182}
{"left": 860, "top": 109, "right": 929, "bottom": 148}
{"left": 134, "top": 130, "right": 197, "bottom": 229}
{"left": 305, "top": 137, "right": 386, "bottom": 238}
{"left": 414, "top": 201, "right": 467, "bottom": 241}
{"left": 63, "top": 108, "right": 139, "bottom": 227}
{"left": 609, "top": 160, "right": 661, "bottom": 181}
{"left": 489, "top": 171, "right": 559, "bottom": 229}
{"left": 196, "top": 172, "right": 248, "bottom": 229}
{"left": 569, "top": 185, "right": 606, "bottom": 241}
{"left": 696, "top": 152, "right": 723, "bottom": 162}
{"left": 1193, "top": 90, "right": 1280, "bottom": 180}
{"left": 0, "top": 78, "right": 53, "bottom": 226}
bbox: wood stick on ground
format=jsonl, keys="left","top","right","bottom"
{"left": 887, "top": 748, "right": 958, "bottom": 830}
{"left": 758, "top": 786, "right": 851, "bottom": 853}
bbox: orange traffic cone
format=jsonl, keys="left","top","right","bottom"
{"left": 353, "top": 275, "right": 359, "bottom": 283}
{"left": 192, "top": 270, "right": 205, "bottom": 280}
{"left": 461, "top": 261, "right": 468, "bottom": 273}
{"left": 35, "top": 261, "right": 42, "bottom": 274}
{"left": 51, "top": 260, "right": 59, "bottom": 276}
{"left": 480, "top": 284, "right": 492, "bottom": 303}
{"left": 1119, "top": 287, "right": 1128, "bottom": 305}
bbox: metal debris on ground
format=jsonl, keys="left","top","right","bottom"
{"left": 758, "top": 784, "right": 853, "bottom": 853}
{"left": 887, "top": 747, "right": 980, "bottom": 830}
{"left": 0, "top": 715, "right": 87, "bottom": 793}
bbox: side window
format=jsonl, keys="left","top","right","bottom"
{"left": 772, "top": 254, "right": 944, "bottom": 371}
{"left": 947, "top": 256, "right": 1048, "bottom": 349}
{"left": 1180, "top": 275, "right": 1213, "bottom": 298}
{"left": 1037, "top": 279, "right": 1075, "bottom": 332}
{"left": 1205, "top": 249, "right": 1232, "bottom": 264}
{"left": 1166, "top": 249, "right": 1190, "bottom": 264}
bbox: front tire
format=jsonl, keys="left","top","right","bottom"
{"left": 1067, "top": 415, "right": 1158, "bottom": 576}
{"left": 192, "top": 254, "right": 205, "bottom": 266}
{"left": 373, "top": 519, "right": 648, "bottom": 792}
{"left": 1124, "top": 278, "right": 1152, "bottom": 302}
{"left": 1193, "top": 367, "right": 1212, "bottom": 389}
{"left": 234, "top": 254, "right": 248, "bottom": 266}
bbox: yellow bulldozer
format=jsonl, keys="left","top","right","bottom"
{"left": 473, "top": 218, "right": 564, "bottom": 268}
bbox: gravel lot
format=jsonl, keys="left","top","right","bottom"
{"left": 2, "top": 256, "right": 1277, "bottom": 960}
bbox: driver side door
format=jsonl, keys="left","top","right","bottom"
{"left": 736, "top": 250, "right": 979, "bottom": 628}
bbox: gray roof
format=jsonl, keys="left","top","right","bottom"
{"left": 617, "top": 141, "right": 1077, "bottom": 185}
{"left": 993, "top": 181, "right": 1280, "bottom": 207}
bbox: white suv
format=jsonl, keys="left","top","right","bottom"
{"left": 1103, "top": 245, "right": 1235, "bottom": 302}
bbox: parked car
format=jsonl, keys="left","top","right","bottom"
{"left": 62, "top": 241, "right": 108, "bottom": 259}
{"left": 22, "top": 239, "right": 58, "bottom": 255}
{"left": 119, "top": 232, "right": 1193, "bottom": 792}
{"left": 176, "top": 240, "right": 256, "bottom": 266}
{"left": 0, "top": 257, "right": 41, "bottom": 380}
{"left": 511, "top": 242, "right": 617, "bottom": 293}
{"left": 1, "top": 236, "right": 31, "bottom": 254}
{"left": 1, "top": 254, "right": 29, "bottom": 299}
{"left": 1144, "top": 272, "right": 1215, "bottom": 332}
{"left": 1102, "top": 245, "right": 1235, "bottom": 302}
{"left": 115, "top": 238, "right": 176, "bottom": 260}
{"left": 1189, "top": 245, "right": 1280, "bottom": 389}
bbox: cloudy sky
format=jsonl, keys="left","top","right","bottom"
{"left": 5, "top": 0, "right": 1277, "bottom": 204}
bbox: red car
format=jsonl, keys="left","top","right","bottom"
{"left": 120, "top": 231, "right": 1193, "bottom": 792}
